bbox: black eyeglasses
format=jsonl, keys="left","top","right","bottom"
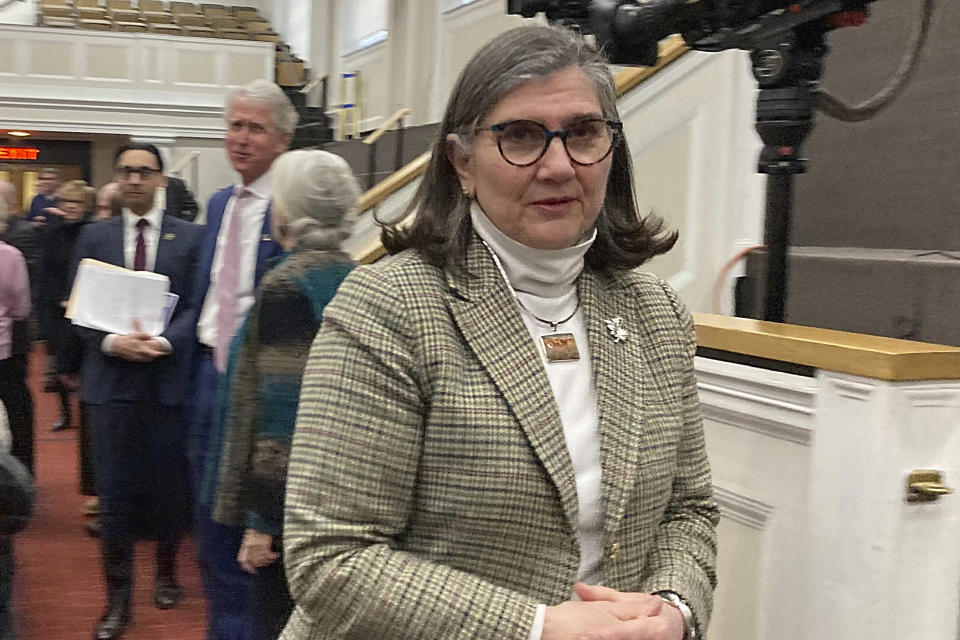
{"left": 115, "top": 166, "right": 161, "bottom": 180}
{"left": 483, "top": 118, "right": 622, "bottom": 167}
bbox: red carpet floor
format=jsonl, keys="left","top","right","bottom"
{"left": 14, "top": 346, "right": 207, "bottom": 640}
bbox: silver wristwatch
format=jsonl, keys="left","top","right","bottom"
{"left": 653, "top": 591, "right": 696, "bottom": 640}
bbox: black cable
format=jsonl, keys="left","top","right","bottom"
{"left": 815, "top": 0, "right": 936, "bottom": 122}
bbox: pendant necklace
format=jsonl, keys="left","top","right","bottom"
{"left": 480, "top": 239, "right": 581, "bottom": 363}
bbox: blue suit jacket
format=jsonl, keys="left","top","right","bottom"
{"left": 193, "top": 186, "right": 282, "bottom": 316}
{"left": 73, "top": 215, "right": 204, "bottom": 407}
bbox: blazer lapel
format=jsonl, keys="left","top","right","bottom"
{"left": 107, "top": 217, "right": 125, "bottom": 268}
{"left": 579, "top": 271, "right": 647, "bottom": 541}
{"left": 446, "top": 237, "right": 580, "bottom": 534}
{"left": 154, "top": 215, "right": 173, "bottom": 276}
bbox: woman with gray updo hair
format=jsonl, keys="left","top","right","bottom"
{"left": 210, "top": 148, "right": 358, "bottom": 640}
{"left": 270, "top": 149, "right": 360, "bottom": 250}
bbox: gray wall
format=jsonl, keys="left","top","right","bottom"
{"left": 792, "top": 0, "right": 960, "bottom": 251}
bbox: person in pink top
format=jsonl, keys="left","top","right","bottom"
{"left": 0, "top": 195, "right": 32, "bottom": 476}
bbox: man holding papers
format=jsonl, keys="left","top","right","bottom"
{"left": 72, "top": 143, "right": 203, "bottom": 640}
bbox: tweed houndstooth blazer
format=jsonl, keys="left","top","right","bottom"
{"left": 281, "top": 234, "right": 719, "bottom": 640}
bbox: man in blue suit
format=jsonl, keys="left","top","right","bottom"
{"left": 73, "top": 143, "right": 203, "bottom": 640}
{"left": 191, "top": 79, "right": 293, "bottom": 640}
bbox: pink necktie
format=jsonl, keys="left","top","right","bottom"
{"left": 214, "top": 188, "right": 249, "bottom": 372}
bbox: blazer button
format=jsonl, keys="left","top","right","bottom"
{"left": 605, "top": 542, "right": 620, "bottom": 560}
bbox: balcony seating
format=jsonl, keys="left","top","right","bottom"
{"left": 170, "top": 2, "right": 198, "bottom": 15}
{"left": 251, "top": 31, "right": 280, "bottom": 43}
{"left": 184, "top": 25, "right": 216, "bottom": 38}
{"left": 34, "top": 1, "right": 295, "bottom": 74}
{"left": 148, "top": 22, "right": 184, "bottom": 34}
{"left": 109, "top": 8, "right": 141, "bottom": 22}
{"left": 78, "top": 18, "right": 112, "bottom": 30}
{"left": 244, "top": 19, "right": 270, "bottom": 32}
{"left": 201, "top": 4, "right": 229, "bottom": 17}
{"left": 40, "top": 15, "right": 77, "bottom": 27}
{"left": 176, "top": 13, "right": 209, "bottom": 27}
{"left": 76, "top": 7, "right": 109, "bottom": 19}
{"left": 114, "top": 20, "right": 147, "bottom": 32}
{"left": 210, "top": 15, "right": 239, "bottom": 29}
{"left": 215, "top": 27, "right": 248, "bottom": 39}
{"left": 142, "top": 11, "right": 175, "bottom": 23}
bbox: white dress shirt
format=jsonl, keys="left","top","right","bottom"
{"left": 471, "top": 205, "right": 603, "bottom": 640}
{"left": 102, "top": 206, "right": 171, "bottom": 354}
{"left": 196, "top": 169, "right": 272, "bottom": 348}
{"left": 121, "top": 207, "right": 163, "bottom": 271}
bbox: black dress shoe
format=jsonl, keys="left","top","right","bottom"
{"left": 94, "top": 604, "right": 130, "bottom": 640}
{"left": 84, "top": 521, "right": 102, "bottom": 538}
{"left": 152, "top": 577, "right": 183, "bottom": 610}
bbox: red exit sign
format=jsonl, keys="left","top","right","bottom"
{"left": 0, "top": 147, "right": 40, "bottom": 160}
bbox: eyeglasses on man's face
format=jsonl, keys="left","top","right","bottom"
{"left": 115, "top": 166, "right": 161, "bottom": 180}
{"left": 482, "top": 118, "right": 622, "bottom": 167}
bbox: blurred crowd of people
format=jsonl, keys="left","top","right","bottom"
{"left": 0, "top": 23, "right": 717, "bottom": 640}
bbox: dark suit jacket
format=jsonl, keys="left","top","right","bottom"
{"left": 72, "top": 215, "right": 203, "bottom": 407}
{"left": 193, "top": 186, "right": 282, "bottom": 317}
{"left": 164, "top": 177, "right": 200, "bottom": 223}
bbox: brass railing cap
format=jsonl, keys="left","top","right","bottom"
{"left": 694, "top": 313, "right": 960, "bottom": 382}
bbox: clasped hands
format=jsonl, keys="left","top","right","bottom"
{"left": 110, "top": 319, "right": 168, "bottom": 363}
{"left": 543, "top": 583, "right": 684, "bottom": 640}
{"left": 238, "top": 529, "right": 278, "bottom": 574}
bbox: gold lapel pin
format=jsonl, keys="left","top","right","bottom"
{"left": 162, "top": 233, "right": 176, "bottom": 240}
{"left": 605, "top": 317, "right": 629, "bottom": 343}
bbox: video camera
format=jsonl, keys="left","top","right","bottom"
{"left": 507, "top": 0, "right": 876, "bottom": 68}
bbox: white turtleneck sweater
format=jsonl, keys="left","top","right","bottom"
{"left": 470, "top": 205, "right": 604, "bottom": 640}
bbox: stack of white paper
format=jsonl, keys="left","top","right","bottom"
{"left": 67, "top": 259, "right": 179, "bottom": 337}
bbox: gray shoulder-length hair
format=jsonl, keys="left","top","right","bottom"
{"left": 225, "top": 79, "right": 299, "bottom": 136}
{"left": 381, "top": 24, "right": 676, "bottom": 274}
{"left": 271, "top": 149, "right": 361, "bottom": 251}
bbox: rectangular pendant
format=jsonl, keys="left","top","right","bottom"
{"left": 540, "top": 332, "right": 580, "bottom": 363}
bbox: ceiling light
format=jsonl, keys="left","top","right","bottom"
{"left": 7, "top": 131, "right": 31, "bottom": 137}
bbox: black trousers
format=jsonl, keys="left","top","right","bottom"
{"left": 0, "top": 356, "right": 34, "bottom": 477}
{"left": 89, "top": 401, "right": 190, "bottom": 546}
{"left": 252, "top": 553, "right": 294, "bottom": 640}
{"left": 79, "top": 403, "right": 96, "bottom": 496}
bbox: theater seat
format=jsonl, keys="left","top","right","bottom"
{"left": 148, "top": 22, "right": 184, "bottom": 34}
{"left": 78, "top": 18, "right": 112, "bottom": 30}
{"left": 184, "top": 25, "right": 216, "bottom": 38}
{"left": 170, "top": 2, "right": 198, "bottom": 15}
{"left": 251, "top": 31, "right": 280, "bottom": 42}
{"left": 76, "top": 7, "right": 109, "bottom": 20}
{"left": 40, "top": 15, "right": 77, "bottom": 28}
{"left": 40, "top": 5, "right": 73, "bottom": 18}
{"left": 216, "top": 28, "right": 249, "bottom": 40}
{"left": 142, "top": 11, "right": 175, "bottom": 24}
{"left": 177, "top": 14, "right": 209, "bottom": 27}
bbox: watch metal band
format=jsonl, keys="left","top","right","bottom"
{"left": 653, "top": 590, "right": 696, "bottom": 640}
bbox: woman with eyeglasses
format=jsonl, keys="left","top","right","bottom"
{"left": 37, "top": 179, "right": 90, "bottom": 434}
{"left": 281, "top": 25, "right": 718, "bottom": 640}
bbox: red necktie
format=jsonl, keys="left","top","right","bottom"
{"left": 134, "top": 218, "right": 149, "bottom": 271}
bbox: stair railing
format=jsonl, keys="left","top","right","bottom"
{"left": 361, "top": 107, "right": 411, "bottom": 190}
